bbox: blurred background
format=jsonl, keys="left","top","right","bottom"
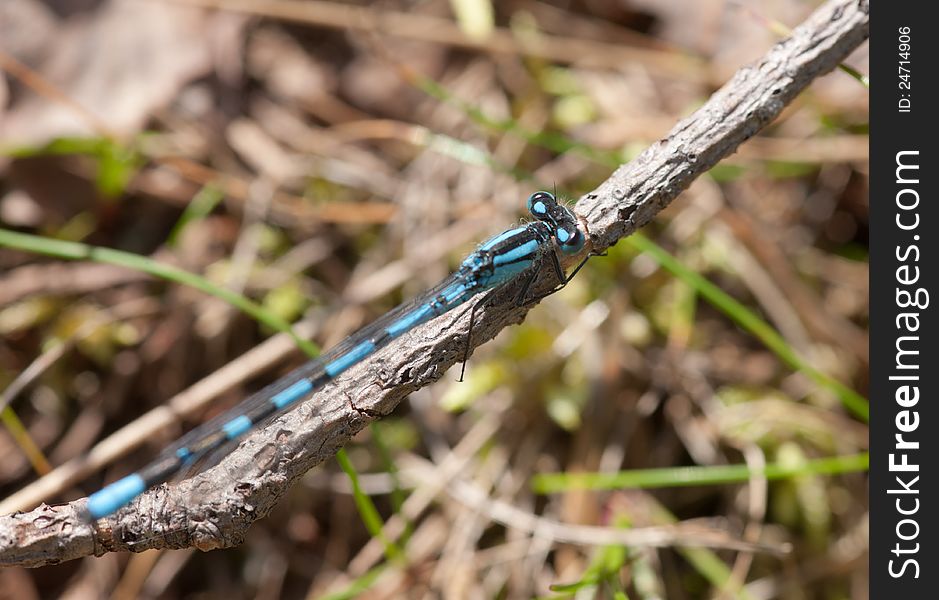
{"left": 0, "top": 0, "right": 868, "bottom": 598}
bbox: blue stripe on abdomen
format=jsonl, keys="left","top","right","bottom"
{"left": 325, "top": 340, "right": 376, "bottom": 377}
{"left": 386, "top": 304, "right": 433, "bottom": 338}
{"left": 222, "top": 415, "right": 253, "bottom": 439}
{"left": 87, "top": 474, "right": 146, "bottom": 519}
{"left": 271, "top": 379, "right": 315, "bottom": 409}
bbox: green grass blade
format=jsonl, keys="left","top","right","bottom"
{"left": 316, "top": 563, "right": 387, "bottom": 600}
{"left": 626, "top": 233, "right": 869, "bottom": 421}
{"left": 334, "top": 448, "right": 405, "bottom": 564}
{"left": 0, "top": 228, "right": 318, "bottom": 358}
{"left": 532, "top": 452, "right": 868, "bottom": 493}
{"left": 1, "top": 407, "right": 52, "bottom": 476}
{"left": 167, "top": 184, "right": 225, "bottom": 246}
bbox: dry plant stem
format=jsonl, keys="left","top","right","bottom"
{"left": 401, "top": 456, "right": 784, "bottom": 554}
{"left": 0, "top": 262, "right": 153, "bottom": 306}
{"left": 0, "top": 0, "right": 868, "bottom": 567}
{"left": 167, "top": 0, "right": 703, "bottom": 79}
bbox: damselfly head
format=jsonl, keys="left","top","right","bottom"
{"left": 527, "top": 190, "right": 585, "bottom": 255}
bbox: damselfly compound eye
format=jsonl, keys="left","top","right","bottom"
{"left": 527, "top": 191, "right": 555, "bottom": 218}
{"left": 556, "top": 226, "right": 585, "bottom": 255}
